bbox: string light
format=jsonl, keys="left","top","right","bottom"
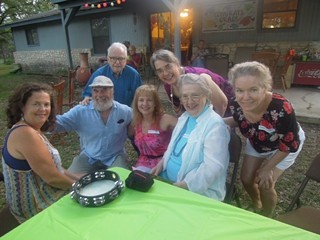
{"left": 83, "top": 0, "right": 126, "bottom": 9}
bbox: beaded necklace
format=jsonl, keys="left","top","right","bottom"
{"left": 170, "top": 85, "right": 183, "bottom": 115}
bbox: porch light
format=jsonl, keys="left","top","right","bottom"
{"left": 180, "top": 9, "right": 189, "bottom": 18}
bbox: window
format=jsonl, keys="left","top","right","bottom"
{"left": 262, "top": 0, "right": 299, "bottom": 29}
{"left": 25, "top": 28, "right": 39, "bottom": 46}
{"left": 91, "top": 17, "right": 110, "bottom": 54}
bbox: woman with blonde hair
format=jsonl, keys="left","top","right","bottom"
{"left": 130, "top": 85, "right": 177, "bottom": 173}
{"left": 225, "top": 61, "right": 305, "bottom": 217}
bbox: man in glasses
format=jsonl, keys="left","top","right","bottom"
{"left": 82, "top": 42, "right": 142, "bottom": 107}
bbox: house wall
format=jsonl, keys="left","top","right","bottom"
{"left": 11, "top": 0, "right": 320, "bottom": 75}
{"left": 12, "top": 10, "right": 150, "bottom": 75}
{"left": 109, "top": 11, "right": 150, "bottom": 48}
{"left": 14, "top": 23, "right": 65, "bottom": 51}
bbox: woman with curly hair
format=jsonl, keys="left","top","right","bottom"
{"left": 2, "top": 82, "right": 80, "bottom": 224}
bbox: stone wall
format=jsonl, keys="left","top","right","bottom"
{"left": 205, "top": 41, "right": 320, "bottom": 64}
{"left": 13, "top": 48, "right": 102, "bottom": 75}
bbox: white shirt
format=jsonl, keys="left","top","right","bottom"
{"left": 163, "top": 105, "right": 230, "bottom": 201}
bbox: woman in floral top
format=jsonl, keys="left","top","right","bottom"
{"left": 224, "top": 61, "right": 305, "bottom": 217}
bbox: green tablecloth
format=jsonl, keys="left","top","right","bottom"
{"left": 2, "top": 168, "right": 319, "bottom": 240}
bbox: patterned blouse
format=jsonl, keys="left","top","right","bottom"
{"left": 230, "top": 93, "right": 301, "bottom": 153}
{"left": 2, "top": 125, "right": 68, "bottom": 223}
{"left": 134, "top": 122, "right": 173, "bottom": 170}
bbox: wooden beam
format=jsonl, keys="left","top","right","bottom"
{"left": 60, "top": 6, "right": 81, "bottom": 69}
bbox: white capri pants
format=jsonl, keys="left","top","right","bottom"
{"left": 245, "top": 127, "right": 305, "bottom": 170}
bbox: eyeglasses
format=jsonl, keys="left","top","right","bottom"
{"left": 155, "top": 63, "right": 174, "bottom": 75}
{"left": 180, "top": 94, "right": 203, "bottom": 103}
{"left": 108, "top": 57, "right": 127, "bottom": 63}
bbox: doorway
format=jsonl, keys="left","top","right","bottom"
{"left": 150, "top": 9, "right": 193, "bottom": 65}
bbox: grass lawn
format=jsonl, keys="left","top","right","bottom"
{"left": 0, "top": 69, "right": 320, "bottom": 219}
{"left": 0, "top": 63, "right": 21, "bottom": 76}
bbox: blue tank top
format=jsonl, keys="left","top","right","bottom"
{"left": 2, "top": 125, "right": 31, "bottom": 170}
{"left": 2, "top": 124, "right": 67, "bottom": 223}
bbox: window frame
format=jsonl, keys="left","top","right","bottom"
{"left": 25, "top": 28, "right": 39, "bottom": 46}
{"left": 90, "top": 16, "right": 110, "bottom": 55}
{"left": 260, "top": 0, "right": 300, "bottom": 31}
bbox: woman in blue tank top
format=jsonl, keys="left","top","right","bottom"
{"left": 2, "top": 82, "right": 81, "bottom": 224}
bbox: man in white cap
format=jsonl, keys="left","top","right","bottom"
{"left": 55, "top": 75, "right": 132, "bottom": 174}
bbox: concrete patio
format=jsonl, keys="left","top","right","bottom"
{"left": 274, "top": 85, "right": 320, "bottom": 124}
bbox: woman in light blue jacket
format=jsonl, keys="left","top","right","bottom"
{"left": 153, "top": 73, "right": 230, "bottom": 201}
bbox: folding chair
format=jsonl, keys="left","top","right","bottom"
{"left": 63, "top": 70, "right": 77, "bottom": 109}
{"left": 47, "top": 79, "right": 67, "bottom": 144}
{"left": 286, "top": 153, "right": 320, "bottom": 212}
{"left": 206, "top": 53, "right": 230, "bottom": 79}
{"left": 276, "top": 154, "right": 320, "bottom": 234}
{"left": 251, "top": 51, "right": 280, "bottom": 77}
{"left": 51, "top": 79, "right": 65, "bottom": 115}
{"left": 224, "top": 130, "right": 242, "bottom": 207}
{"left": 138, "top": 52, "right": 146, "bottom": 77}
{"left": 276, "top": 206, "right": 320, "bottom": 234}
{"left": 233, "top": 46, "right": 256, "bottom": 65}
{"left": 275, "top": 52, "right": 294, "bottom": 92}
{"left": 0, "top": 173, "right": 20, "bottom": 236}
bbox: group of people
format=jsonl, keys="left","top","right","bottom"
{"left": 1, "top": 41, "right": 305, "bottom": 227}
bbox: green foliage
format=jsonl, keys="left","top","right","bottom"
{"left": 0, "top": 0, "right": 55, "bottom": 24}
{"left": 0, "top": 0, "right": 55, "bottom": 64}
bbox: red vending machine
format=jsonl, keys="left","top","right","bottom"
{"left": 293, "top": 61, "right": 320, "bottom": 86}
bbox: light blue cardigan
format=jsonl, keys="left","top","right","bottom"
{"left": 163, "top": 106, "right": 230, "bottom": 201}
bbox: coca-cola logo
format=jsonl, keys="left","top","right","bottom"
{"left": 298, "top": 69, "right": 320, "bottom": 79}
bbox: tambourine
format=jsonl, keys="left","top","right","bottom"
{"left": 70, "top": 170, "right": 124, "bottom": 207}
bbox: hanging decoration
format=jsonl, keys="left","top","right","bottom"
{"left": 83, "top": 0, "right": 126, "bottom": 9}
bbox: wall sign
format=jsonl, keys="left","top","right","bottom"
{"left": 202, "top": 0, "right": 257, "bottom": 32}
{"left": 293, "top": 62, "right": 320, "bottom": 86}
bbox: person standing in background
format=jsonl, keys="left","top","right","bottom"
{"left": 127, "top": 45, "right": 142, "bottom": 71}
{"left": 81, "top": 42, "right": 142, "bottom": 107}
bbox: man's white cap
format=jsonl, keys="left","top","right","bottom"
{"left": 89, "top": 76, "right": 114, "bottom": 87}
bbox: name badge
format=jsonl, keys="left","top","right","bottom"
{"left": 258, "top": 125, "right": 275, "bottom": 134}
{"left": 148, "top": 130, "right": 160, "bottom": 134}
